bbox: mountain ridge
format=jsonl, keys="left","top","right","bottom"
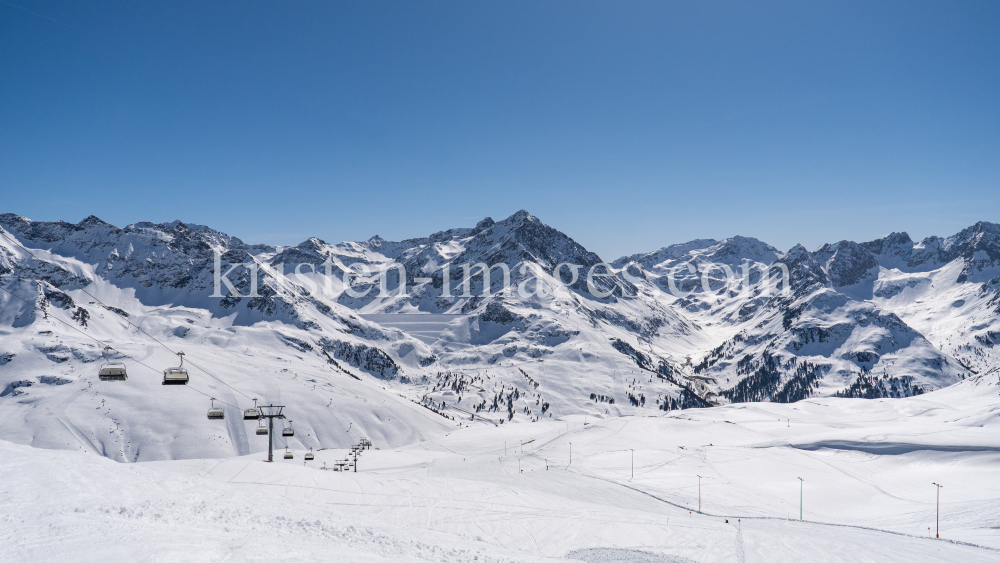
{"left": 2, "top": 211, "right": 999, "bottom": 461}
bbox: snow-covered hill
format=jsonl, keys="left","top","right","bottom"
{"left": 1, "top": 211, "right": 999, "bottom": 462}
{"left": 6, "top": 372, "right": 1000, "bottom": 562}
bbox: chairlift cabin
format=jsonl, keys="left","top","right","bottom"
{"left": 284, "top": 449, "right": 293, "bottom": 460}
{"left": 282, "top": 420, "right": 295, "bottom": 437}
{"left": 304, "top": 448, "right": 315, "bottom": 461}
{"left": 255, "top": 420, "right": 268, "bottom": 435}
{"left": 243, "top": 398, "right": 261, "bottom": 420}
{"left": 162, "top": 351, "right": 189, "bottom": 385}
{"left": 98, "top": 346, "right": 128, "bottom": 381}
{"left": 207, "top": 398, "right": 225, "bottom": 420}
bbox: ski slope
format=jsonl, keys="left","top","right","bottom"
{"left": 5, "top": 374, "right": 1000, "bottom": 562}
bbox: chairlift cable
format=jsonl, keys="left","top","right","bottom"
{"left": 0, "top": 283, "right": 240, "bottom": 409}
{"left": 1, "top": 230, "right": 253, "bottom": 401}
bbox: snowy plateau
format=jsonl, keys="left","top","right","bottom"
{"left": 2, "top": 210, "right": 1000, "bottom": 562}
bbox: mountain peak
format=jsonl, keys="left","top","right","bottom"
{"left": 495, "top": 209, "right": 537, "bottom": 228}
{"left": 710, "top": 236, "right": 780, "bottom": 264}
{"left": 971, "top": 221, "right": 1000, "bottom": 234}
{"left": 453, "top": 209, "right": 602, "bottom": 271}
{"left": 295, "top": 237, "right": 328, "bottom": 252}
{"left": 862, "top": 231, "right": 913, "bottom": 255}
{"left": 785, "top": 243, "right": 809, "bottom": 256}
{"left": 76, "top": 215, "right": 117, "bottom": 230}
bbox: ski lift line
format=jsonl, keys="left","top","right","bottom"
{"left": 183, "top": 382, "right": 239, "bottom": 408}
{"left": 182, "top": 358, "right": 254, "bottom": 401}
{"left": 0, "top": 283, "right": 241, "bottom": 409}
{"left": 0, "top": 230, "right": 254, "bottom": 402}
{"left": 0, "top": 284, "right": 156, "bottom": 374}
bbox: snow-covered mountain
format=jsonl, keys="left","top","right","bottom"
{"left": 2, "top": 211, "right": 998, "bottom": 461}
{"left": 632, "top": 226, "right": 998, "bottom": 379}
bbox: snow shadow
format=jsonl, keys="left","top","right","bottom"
{"left": 792, "top": 440, "right": 1000, "bottom": 455}
{"left": 565, "top": 548, "right": 697, "bottom": 563}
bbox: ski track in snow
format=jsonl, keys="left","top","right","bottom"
{"left": 7, "top": 381, "right": 1000, "bottom": 562}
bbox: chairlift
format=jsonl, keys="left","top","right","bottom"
{"left": 304, "top": 448, "right": 315, "bottom": 461}
{"left": 282, "top": 420, "right": 295, "bottom": 437}
{"left": 284, "top": 448, "right": 293, "bottom": 460}
{"left": 162, "top": 351, "right": 189, "bottom": 385}
{"left": 255, "top": 419, "right": 268, "bottom": 435}
{"left": 243, "top": 398, "right": 261, "bottom": 420}
{"left": 98, "top": 345, "right": 128, "bottom": 381}
{"left": 207, "top": 398, "right": 225, "bottom": 420}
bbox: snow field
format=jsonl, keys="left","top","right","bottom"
{"left": 6, "top": 376, "right": 1000, "bottom": 562}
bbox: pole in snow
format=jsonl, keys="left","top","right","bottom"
{"left": 932, "top": 482, "right": 943, "bottom": 538}
{"left": 798, "top": 477, "right": 804, "bottom": 521}
{"left": 697, "top": 475, "right": 702, "bottom": 513}
{"left": 631, "top": 449, "right": 634, "bottom": 479}
{"left": 268, "top": 416, "right": 274, "bottom": 462}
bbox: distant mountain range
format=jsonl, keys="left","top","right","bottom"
{"left": 2, "top": 211, "right": 999, "bottom": 461}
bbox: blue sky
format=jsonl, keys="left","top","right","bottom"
{"left": 2, "top": 1, "right": 998, "bottom": 259}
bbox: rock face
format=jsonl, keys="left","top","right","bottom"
{"left": 814, "top": 241, "right": 879, "bottom": 288}
{"left": 2, "top": 211, "right": 999, "bottom": 461}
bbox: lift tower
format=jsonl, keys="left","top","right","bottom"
{"left": 258, "top": 404, "right": 285, "bottom": 462}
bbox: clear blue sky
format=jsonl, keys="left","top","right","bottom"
{"left": 2, "top": 1, "right": 998, "bottom": 260}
